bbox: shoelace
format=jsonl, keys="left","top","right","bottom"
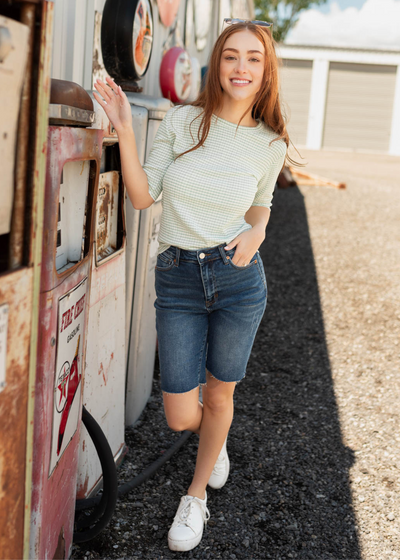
{"left": 175, "top": 496, "right": 210, "bottom": 529}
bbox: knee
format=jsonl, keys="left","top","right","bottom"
{"left": 203, "top": 390, "right": 233, "bottom": 415}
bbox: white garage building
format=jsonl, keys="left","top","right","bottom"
{"left": 277, "top": 44, "right": 400, "bottom": 156}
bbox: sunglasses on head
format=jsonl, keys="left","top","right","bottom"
{"left": 221, "top": 18, "right": 273, "bottom": 33}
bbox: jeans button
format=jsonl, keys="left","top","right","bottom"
{"left": 199, "top": 252, "right": 205, "bottom": 259}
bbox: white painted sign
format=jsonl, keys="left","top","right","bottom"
{"left": 0, "top": 17, "right": 29, "bottom": 235}
{"left": 49, "top": 278, "right": 87, "bottom": 476}
{"left": 0, "top": 304, "right": 9, "bottom": 393}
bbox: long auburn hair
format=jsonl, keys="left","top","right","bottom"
{"left": 177, "top": 22, "right": 301, "bottom": 168}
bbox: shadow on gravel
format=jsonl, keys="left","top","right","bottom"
{"left": 233, "top": 186, "right": 361, "bottom": 559}
{"left": 72, "top": 187, "right": 361, "bottom": 560}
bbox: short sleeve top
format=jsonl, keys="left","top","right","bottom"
{"left": 143, "top": 104, "right": 287, "bottom": 255}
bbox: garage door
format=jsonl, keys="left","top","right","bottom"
{"left": 280, "top": 59, "right": 313, "bottom": 146}
{"left": 323, "top": 62, "right": 397, "bottom": 152}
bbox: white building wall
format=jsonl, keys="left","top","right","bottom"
{"left": 277, "top": 44, "right": 400, "bottom": 156}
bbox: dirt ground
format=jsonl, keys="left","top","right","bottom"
{"left": 284, "top": 147, "right": 400, "bottom": 559}
{"left": 72, "top": 147, "right": 400, "bottom": 559}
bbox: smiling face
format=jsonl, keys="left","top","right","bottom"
{"left": 219, "top": 29, "right": 265, "bottom": 105}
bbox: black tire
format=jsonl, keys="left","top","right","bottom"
{"left": 101, "top": 0, "right": 153, "bottom": 82}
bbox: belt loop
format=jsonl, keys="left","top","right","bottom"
{"left": 218, "top": 243, "right": 229, "bottom": 264}
{"left": 175, "top": 246, "right": 180, "bottom": 267}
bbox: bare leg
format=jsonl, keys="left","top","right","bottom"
{"left": 162, "top": 385, "right": 203, "bottom": 434}
{"left": 163, "top": 370, "right": 236, "bottom": 500}
{"left": 187, "top": 371, "right": 235, "bottom": 499}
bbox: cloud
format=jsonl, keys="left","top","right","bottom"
{"left": 285, "top": 0, "right": 400, "bottom": 50}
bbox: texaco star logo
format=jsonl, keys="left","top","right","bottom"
{"left": 56, "top": 361, "right": 70, "bottom": 412}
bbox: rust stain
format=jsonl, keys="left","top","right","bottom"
{"left": 92, "top": 47, "right": 103, "bottom": 75}
{"left": 97, "top": 180, "right": 110, "bottom": 255}
{"left": 98, "top": 362, "right": 107, "bottom": 386}
{"left": 0, "top": 268, "right": 33, "bottom": 560}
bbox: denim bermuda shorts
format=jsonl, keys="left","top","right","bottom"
{"left": 154, "top": 243, "right": 267, "bottom": 394}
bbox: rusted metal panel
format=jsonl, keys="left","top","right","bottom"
{"left": 0, "top": 267, "right": 33, "bottom": 560}
{"left": 30, "top": 125, "right": 103, "bottom": 560}
{"left": 92, "top": 10, "right": 110, "bottom": 87}
{"left": 40, "top": 126, "right": 102, "bottom": 292}
{"left": 77, "top": 169, "right": 127, "bottom": 498}
{"left": 0, "top": 2, "right": 53, "bottom": 559}
{"left": 9, "top": 4, "right": 36, "bottom": 269}
{"left": 23, "top": 2, "right": 54, "bottom": 558}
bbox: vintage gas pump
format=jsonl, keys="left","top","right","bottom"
{"left": 0, "top": 2, "right": 53, "bottom": 559}
{"left": 89, "top": 0, "right": 172, "bottom": 427}
{"left": 29, "top": 80, "right": 103, "bottom": 560}
{"left": 76, "top": 99, "right": 127, "bottom": 500}
{"left": 125, "top": 93, "right": 172, "bottom": 426}
{"left": 73, "top": 0, "right": 157, "bottom": 500}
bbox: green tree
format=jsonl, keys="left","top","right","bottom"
{"left": 254, "top": 0, "right": 328, "bottom": 42}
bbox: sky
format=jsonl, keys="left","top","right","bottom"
{"left": 285, "top": 0, "right": 400, "bottom": 50}
{"left": 316, "top": 0, "right": 367, "bottom": 13}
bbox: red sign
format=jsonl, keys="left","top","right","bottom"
{"left": 160, "top": 46, "right": 192, "bottom": 103}
{"left": 157, "top": 0, "right": 181, "bottom": 27}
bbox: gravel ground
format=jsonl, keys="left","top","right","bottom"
{"left": 72, "top": 149, "right": 400, "bottom": 560}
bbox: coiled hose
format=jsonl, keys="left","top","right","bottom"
{"left": 73, "top": 406, "right": 192, "bottom": 543}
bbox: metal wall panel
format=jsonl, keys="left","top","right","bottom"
{"left": 323, "top": 62, "right": 397, "bottom": 152}
{"left": 0, "top": 268, "right": 33, "bottom": 560}
{"left": 280, "top": 58, "right": 313, "bottom": 146}
{"left": 51, "top": 0, "right": 89, "bottom": 85}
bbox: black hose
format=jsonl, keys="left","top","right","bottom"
{"left": 75, "top": 429, "right": 193, "bottom": 511}
{"left": 73, "top": 406, "right": 118, "bottom": 543}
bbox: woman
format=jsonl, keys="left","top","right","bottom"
{"left": 93, "top": 20, "right": 289, "bottom": 553}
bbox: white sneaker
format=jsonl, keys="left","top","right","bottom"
{"left": 168, "top": 492, "right": 210, "bottom": 551}
{"left": 207, "top": 437, "right": 230, "bottom": 489}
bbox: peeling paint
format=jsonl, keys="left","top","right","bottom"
{"left": 30, "top": 124, "right": 103, "bottom": 559}
{"left": 0, "top": 268, "right": 33, "bottom": 560}
{"left": 76, "top": 162, "right": 125, "bottom": 500}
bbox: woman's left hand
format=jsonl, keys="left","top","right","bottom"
{"left": 224, "top": 225, "right": 265, "bottom": 267}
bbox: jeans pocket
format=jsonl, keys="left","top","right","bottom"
{"left": 155, "top": 250, "right": 175, "bottom": 271}
{"left": 226, "top": 249, "right": 258, "bottom": 270}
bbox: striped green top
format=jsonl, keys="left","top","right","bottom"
{"left": 143, "top": 104, "right": 287, "bottom": 256}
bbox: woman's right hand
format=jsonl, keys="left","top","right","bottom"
{"left": 93, "top": 77, "right": 133, "bottom": 134}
